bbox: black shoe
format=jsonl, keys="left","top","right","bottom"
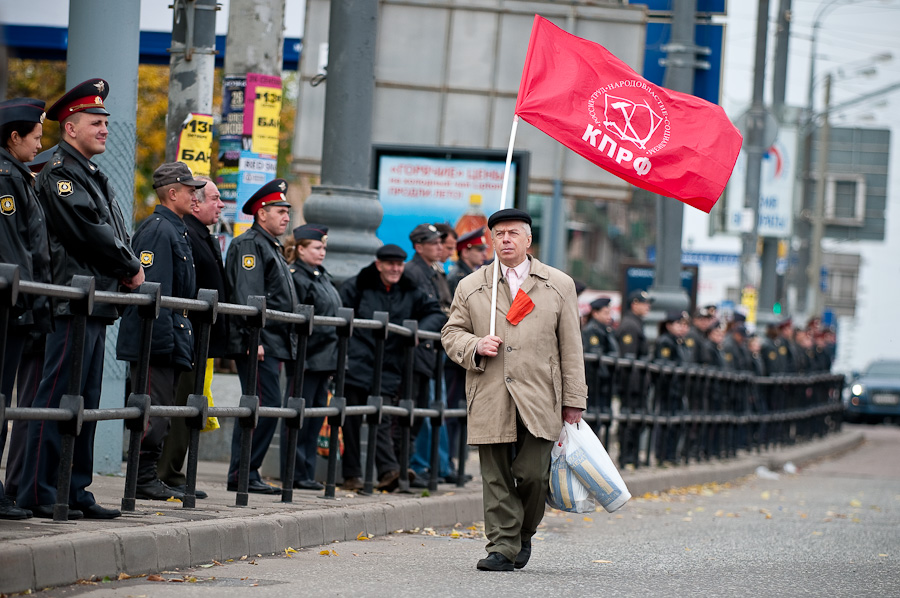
{"left": 81, "top": 503, "right": 122, "bottom": 519}
{"left": 514, "top": 540, "right": 532, "bottom": 569}
{"left": 227, "top": 480, "right": 280, "bottom": 494}
{"left": 0, "top": 495, "right": 31, "bottom": 520}
{"left": 135, "top": 479, "right": 185, "bottom": 501}
{"left": 170, "top": 485, "right": 208, "bottom": 499}
{"left": 293, "top": 479, "right": 324, "bottom": 491}
{"left": 443, "top": 472, "right": 473, "bottom": 485}
{"left": 477, "top": 552, "right": 514, "bottom": 572}
{"left": 30, "top": 504, "right": 83, "bottom": 520}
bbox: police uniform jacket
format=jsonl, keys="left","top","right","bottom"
{"left": 684, "top": 327, "right": 708, "bottom": 364}
{"left": 116, "top": 205, "right": 195, "bottom": 370}
{"left": 291, "top": 259, "right": 341, "bottom": 373}
{"left": 761, "top": 337, "right": 782, "bottom": 375}
{"left": 340, "top": 262, "right": 446, "bottom": 397}
{"left": 184, "top": 214, "right": 228, "bottom": 358}
{"left": 722, "top": 334, "right": 751, "bottom": 372}
{"left": 441, "top": 257, "right": 588, "bottom": 444}
{"left": 0, "top": 146, "right": 51, "bottom": 329}
{"left": 225, "top": 222, "right": 298, "bottom": 361}
{"left": 36, "top": 141, "right": 140, "bottom": 322}
{"left": 403, "top": 253, "right": 452, "bottom": 378}
{"left": 582, "top": 317, "right": 619, "bottom": 378}
{"left": 617, "top": 310, "right": 648, "bottom": 359}
{"left": 654, "top": 332, "right": 687, "bottom": 364}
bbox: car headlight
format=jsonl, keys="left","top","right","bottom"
{"left": 851, "top": 383, "right": 865, "bottom": 396}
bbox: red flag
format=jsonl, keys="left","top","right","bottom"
{"left": 515, "top": 15, "right": 742, "bottom": 213}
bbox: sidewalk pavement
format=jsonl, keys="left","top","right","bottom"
{"left": 0, "top": 429, "right": 864, "bottom": 594}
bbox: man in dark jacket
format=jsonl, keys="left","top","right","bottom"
{"left": 685, "top": 306, "right": 714, "bottom": 364}
{"left": 617, "top": 290, "right": 652, "bottom": 358}
{"left": 224, "top": 178, "right": 298, "bottom": 494}
{"left": 157, "top": 175, "right": 226, "bottom": 499}
{"left": 19, "top": 79, "right": 144, "bottom": 520}
{"left": 116, "top": 162, "right": 205, "bottom": 500}
{"left": 339, "top": 244, "right": 446, "bottom": 492}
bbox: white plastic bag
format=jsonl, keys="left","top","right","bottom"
{"left": 546, "top": 427, "right": 595, "bottom": 513}
{"left": 563, "top": 421, "right": 631, "bottom": 512}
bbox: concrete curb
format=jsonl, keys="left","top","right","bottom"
{"left": 0, "top": 430, "right": 863, "bottom": 594}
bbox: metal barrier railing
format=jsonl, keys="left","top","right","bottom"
{"left": 0, "top": 264, "right": 844, "bottom": 521}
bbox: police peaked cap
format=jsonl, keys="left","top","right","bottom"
{"left": 456, "top": 227, "right": 486, "bottom": 252}
{"left": 590, "top": 297, "right": 611, "bottom": 311}
{"left": 294, "top": 223, "right": 328, "bottom": 242}
{"left": 242, "top": 178, "right": 291, "bottom": 215}
{"left": 46, "top": 79, "right": 110, "bottom": 121}
{"left": 0, "top": 98, "right": 46, "bottom": 126}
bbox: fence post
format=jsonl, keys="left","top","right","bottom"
{"left": 396, "top": 319, "right": 418, "bottom": 493}
{"left": 234, "top": 295, "right": 266, "bottom": 507}
{"left": 281, "top": 303, "right": 313, "bottom": 503}
{"left": 0, "top": 264, "right": 19, "bottom": 441}
{"left": 183, "top": 288, "right": 218, "bottom": 509}
{"left": 323, "top": 306, "right": 352, "bottom": 499}
{"left": 121, "top": 282, "right": 161, "bottom": 512}
{"left": 362, "top": 311, "right": 389, "bottom": 495}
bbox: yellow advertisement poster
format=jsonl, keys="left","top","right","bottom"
{"left": 252, "top": 86, "right": 282, "bottom": 157}
{"left": 176, "top": 113, "right": 213, "bottom": 176}
{"left": 740, "top": 287, "right": 758, "bottom": 326}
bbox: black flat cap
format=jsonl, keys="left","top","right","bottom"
{"left": 294, "top": 224, "right": 328, "bottom": 242}
{"left": 376, "top": 244, "right": 407, "bottom": 261}
{"left": 487, "top": 208, "right": 532, "bottom": 229}
{"left": 0, "top": 98, "right": 46, "bottom": 126}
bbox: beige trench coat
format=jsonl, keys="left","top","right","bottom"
{"left": 441, "top": 256, "right": 588, "bottom": 444}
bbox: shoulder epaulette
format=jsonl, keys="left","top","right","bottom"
{"left": 0, "top": 160, "right": 11, "bottom": 175}
{"left": 50, "top": 155, "right": 65, "bottom": 169}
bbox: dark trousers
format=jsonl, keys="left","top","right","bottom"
{"left": 4, "top": 346, "right": 44, "bottom": 499}
{"left": 341, "top": 383, "right": 400, "bottom": 480}
{"left": 0, "top": 329, "right": 26, "bottom": 499}
{"left": 17, "top": 318, "right": 106, "bottom": 508}
{"left": 444, "top": 359, "right": 465, "bottom": 461}
{"left": 131, "top": 364, "right": 179, "bottom": 483}
{"left": 227, "top": 355, "right": 283, "bottom": 485}
{"left": 157, "top": 368, "right": 197, "bottom": 487}
{"left": 279, "top": 370, "right": 330, "bottom": 482}
{"left": 478, "top": 414, "right": 553, "bottom": 562}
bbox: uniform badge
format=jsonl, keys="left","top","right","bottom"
{"left": 140, "top": 251, "right": 154, "bottom": 267}
{"left": 661, "top": 347, "right": 671, "bottom": 358}
{"left": 685, "top": 338, "right": 694, "bottom": 347}
{"left": 623, "top": 334, "right": 633, "bottom": 345}
{"left": 0, "top": 195, "right": 15, "bottom": 215}
{"left": 778, "top": 346, "right": 787, "bottom": 355}
{"left": 590, "top": 335, "right": 600, "bottom": 346}
{"left": 242, "top": 255, "right": 256, "bottom": 270}
{"left": 725, "top": 353, "right": 733, "bottom": 362}
{"left": 57, "top": 180, "right": 74, "bottom": 197}
{"left": 768, "top": 351, "right": 776, "bottom": 360}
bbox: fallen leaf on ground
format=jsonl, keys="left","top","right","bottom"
{"left": 850, "top": 499, "right": 863, "bottom": 508}
{"left": 356, "top": 532, "right": 372, "bottom": 541}
{"left": 592, "top": 560, "right": 612, "bottom": 564}
{"left": 166, "top": 496, "right": 182, "bottom": 503}
{"left": 147, "top": 575, "right": 165, "bottom": 582}
{"left": 118, "top": 573, "right": 132, "bottom": 580}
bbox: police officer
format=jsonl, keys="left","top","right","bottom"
{"left": 582, "top": 297, "right": 620, "bottom": 417}
{"left": 224, "top": 178, "right": 298, "bottom": 494}
{"left": 617, "top": 290, "right": 652, "bottom": 358}
{"left": 0, "top": 97, "right": 51, "bottom": 520}
{"left": 685, "top": 306, "right": 714, "bottom": 364}
{"left": 116, "top": 162, "right": 206, "bottom": 500}
{"left": 281, "top": 223, "right": 342, "bottom": 491}
{"left": 448, "top": 227, "right": 488, "bottom": 296}
{"left": 20, "top": 79, "right": 144, "bottom": 520}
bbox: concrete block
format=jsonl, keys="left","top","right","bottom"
{"left": 272, "top": 515, "right": 301, "bottom": 553}
{"left": 248, "top": 518, "right": 282, "bottom": 555}
{"left": 419, "top": 497, "right": 450, "bottom": 527}
{"left": 455, "top": 496, "right": 484, "bottom": 526}
{"left": 296, "top": 511, "right": 324, "bottom": 547}
{"left": 362, "top": 505, "right": 387, "bottom": 537}
{"left": 382, "top": 503, "right": 405, "bottom": 533}
{"left": 0, "top": 543, "right": 35, "bottom": 594}
{"left": 320, "top": 509, "right": 345, "bottom": 544}
{"left": 219, "top": 519, "right": 250, "bottom": 559}
{"left": 398, "top": 500, "right": 424, "bottom": 531}
{"left": 116, "top": 529, "right": 160, "bottom": 575}
{"left": 156, "top": 527, "right": 191, "bottom": 571}
{"left": 70, "top": 533, "right": 120, "bottom": 582}
{"left": 187, "top": 522, "right": 223, "bottom": 566}
{"left": 30, "top": 537, "right": 77, "bottom": 589}
{"left": 341, "top": 509, "right": 368, "bottom": 542}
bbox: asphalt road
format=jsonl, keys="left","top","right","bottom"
{"left": 28, "top": 424, "right": 900, "bottom": 598}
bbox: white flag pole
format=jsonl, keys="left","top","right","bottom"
{"left": 489, "top": 114, "right": 520, "bottom": 337}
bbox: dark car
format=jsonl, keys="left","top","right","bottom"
{"left": 844, "top": 360, "right": 900, "bottom": 424}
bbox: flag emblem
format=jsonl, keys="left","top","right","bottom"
{"left": 600, "top": 92, "right": 665, "bottom": 152}
{"left": 0, "top": 195, "right": 15, "bottom": 215}
{"left": 242, "top": 255, "right": 256, "bottom": 270}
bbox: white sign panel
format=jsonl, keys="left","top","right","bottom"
{"left": 726, "top": 127, "right": 797, "bottom": 238}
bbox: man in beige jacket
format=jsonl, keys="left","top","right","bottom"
{"left": 441, "top": 208, "right": 587, "bottom": 571}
